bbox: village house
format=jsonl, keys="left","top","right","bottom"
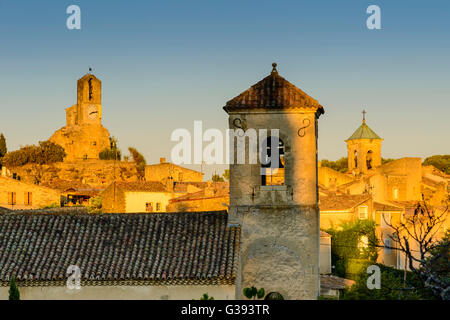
{"left": 167, "top": 182, "right": 229, "bottom": 212}
{"left": 0, "top": 64, "right": 330, "bottom": 300}
{"left": 101, "top": 181, "right": 174, "bottom": 213}
{"left": 0, "top": 211, "right": 238, "bottom": 300}
{"left": 145, "top": 158, "right": 203, "bottom": 183}
{"left": 317, "top": 115, "right": 449, "bottom": 270}
{"left": 0, "top": 176, "right": 61, "bottom": 210}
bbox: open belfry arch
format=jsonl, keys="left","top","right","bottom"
{"left": 223, "top": 63, "right": 325, "bottom": 299}
{"left": 346, "top": 110, "right": 383, "bottom": 174}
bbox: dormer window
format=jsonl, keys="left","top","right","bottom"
{"left": 261, "top": 136, "right": 285, "bottom": 186}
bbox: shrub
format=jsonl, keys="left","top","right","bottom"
{"left": 87, "top": 196, "right": 102, "bottom": 214}
{"left": 2, "top": 141, "right": 66, "bottom": 167}
{"left": 99, "top": 148, "right": 121, "bottom": 160}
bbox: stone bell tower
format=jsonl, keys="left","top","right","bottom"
{"left": 224, "top": 63, "right": 325, "bottom": 299}
{"left": 346, "top": 111, "right": 383, "bottom": 174}
{"left": 50, "top": 70, "right": 110, "bottom": 161}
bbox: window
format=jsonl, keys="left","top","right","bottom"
{"left": 358, "top": 206, "right": 368, "bottom": 220}
{"left": 145, "top": 202, "right": 153, "bottom": 212}
{"left": 88, "top": 78, "right": 93, "bottom": 101}
{"left": 8, "top": 192, "right": 16, "bottom": 205}
{"left": 354, "top": 150, "right": 358, "bottom": 168}
{"left": 366, "top": 150, "right": 373, "bottom": 170}
{"left": 385, "top": 238, "right": 392, "bottom": 253}
{"left": 261, "top": 136, "right": 285, "bottom": 186}
{"left": 393, "top": 188, "right": 399, "bottom": 200}
{"left": 381, "top": 212, "right": 391, "bottom": 228}
{"left": 156, "top": 203, "right": 161, "bottom": 211}
{"left": 24, "top": 192, "right": 32, "bottom": 205}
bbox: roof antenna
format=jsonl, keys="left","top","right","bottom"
{"left": 362, "top": 109, "right": 366, "bottom": 124}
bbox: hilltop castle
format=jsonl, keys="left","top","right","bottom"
{"left": 49, "top": 72, "right": 111, "bottom": 161}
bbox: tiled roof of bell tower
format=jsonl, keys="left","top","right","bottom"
{"left": 223, "top": 63, "right": 324, "bottom": 115}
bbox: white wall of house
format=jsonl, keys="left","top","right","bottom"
{"left": 320, "top": 235, "right": 332, "bottom": 274}
{"left": 0, "top": 284, "right": 235, "bottom": 300}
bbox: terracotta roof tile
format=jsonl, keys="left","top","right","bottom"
{"left": 319, "top": 194, "right": 370, "bottom": 211}
{"left": 171, "top": 183, "right": 229, "bottom": 202}
{"left": 373, "top": 202, "right": 404, "bottom": 211}
{"left": 0, "top": 211, "right": 239, "bottom": 286}
{"left": 116, "top": 181, "right": 168, "bottom": 193}
{"left": 223, "top": 64, "right": 324, "bottom": 114}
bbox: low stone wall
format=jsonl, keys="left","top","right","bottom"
{"left": 0, "top": 284, "right": 235, "bottom": 300}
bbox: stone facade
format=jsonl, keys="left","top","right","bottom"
{"left": 102, "top": 181, "right": 173, "bottom": 213}
{"left": 0, "top": 176, "right": 61, "bottom": 209}
{"left": 224, "top": 64, "right": 324, "bottom": 299}
{"left": 49, "top": 73, "right": 111, "bottom": 161}
{"left": 145, "top": 158, "right": 203, "bottom": 183}
{"left": 0, "top": 284, "right": 235, "bottom": 300}
{"left": 7, "top": 160, "right": 139, "bottom": 189}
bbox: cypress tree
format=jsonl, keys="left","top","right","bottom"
{"left": 9, "top": 276, "right": 20, "bottom": 300}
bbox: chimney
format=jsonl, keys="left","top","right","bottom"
{"left": 160, "top": 157, "right": 166, "bottom": 164}
{"left": 166, "top": 177, "right": 174, "bottom": 193}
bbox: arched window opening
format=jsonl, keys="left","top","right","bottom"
{"left": 366, "top": 150, "right": 373, "bottom": 170}
{"left": 261, "top": 136, "right": 285, "bottom": 186}
{"left": 354, "top": 150, "right": 358, "bottom": 168}
{"left": 88, "top": 78, "right": 93, "bottom": 101}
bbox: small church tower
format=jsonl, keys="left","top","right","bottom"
{"left": 346, "top": 111, "right": 383, "bottom": 174}
{"left": 224, "top": 64, "right": 324, "bottom": 299}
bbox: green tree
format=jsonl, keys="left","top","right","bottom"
{"left": 128, "top": 147, "right": 146, "bottom": 179}
{"left": 9, "top": 276, "right": 20, "bottom": 300}
{"left": 0, "top": 133, "right": 6, "bottom": 169}
{"left": 212, "top": 172, "right": 224, "bottom": 182}
{"left": 423, "top": 155, "right": 450, "bottom": 174}
{"left": 343, "top": 264, "right": 433, "bottom": 300}
{"left": 99, "top": 137, "right": 122, "bottom": 160}
{"left": 2, "top": 141, "right": 66, "bottom": 167}
{"left": 320, "top": 157, "right": 348, "bottom": 173}
{"left": 0, "top": 133, "right": 7, "bottom": 157}
{"left": 326, "top": 220, "right": 378, "bottom": 279}
{"left": 222, "top": 169, "right": 230, "bottom": 181}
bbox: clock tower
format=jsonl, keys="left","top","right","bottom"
{"left": 50, "top": 71, "right": 111, "bottom": 161}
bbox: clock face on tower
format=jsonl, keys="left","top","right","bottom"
{"left": 86, "top": 104, "right": 99, "bottom": 121}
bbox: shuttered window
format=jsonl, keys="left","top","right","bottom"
{"left": 8, "top": 192, "right": 16, "bottom": 205}
{"left": 24, "top": 192, "right": 32, "bottom": 205}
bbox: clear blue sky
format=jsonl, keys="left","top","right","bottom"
{"left": 0, "top": 0, "right": 449, "bottom": 179}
